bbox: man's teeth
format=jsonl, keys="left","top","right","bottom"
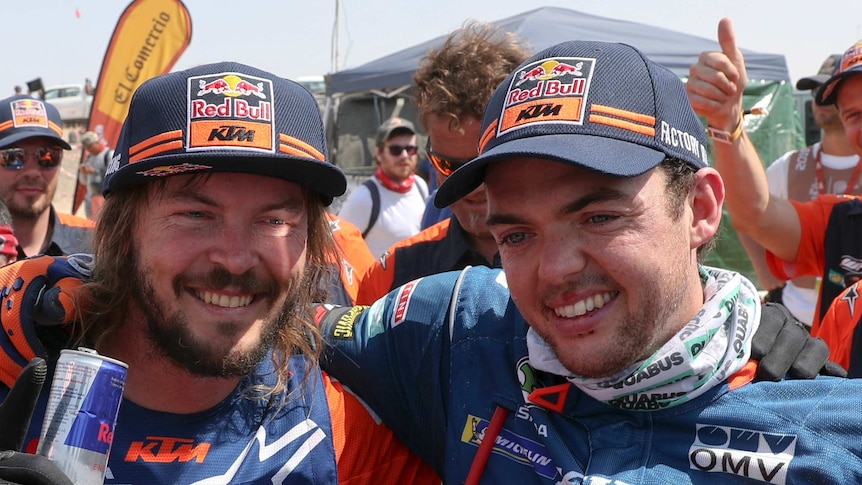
{"left": 198, "top": 291, "right": 253, "bottom": 308}
{"left": 555, "top": 292, "right": 612, "bottom": 318}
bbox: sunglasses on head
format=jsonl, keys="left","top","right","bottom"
{"left": 386, "top": 144, "right": 418, "bottom": 157}
{"left": 425, "top": 139, "right": 474, "bottom": 177}
{"left": 0, "top": 147, "right": 64, "bottom": 170}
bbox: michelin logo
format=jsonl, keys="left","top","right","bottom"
{"left": 689, "top": 424, "right": 795, "bottom": 484}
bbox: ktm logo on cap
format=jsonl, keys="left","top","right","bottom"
{"left": 187, "top": 72, "right": 275, "bottom": 152}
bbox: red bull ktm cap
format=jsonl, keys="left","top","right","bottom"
{"left": 435, "top": 40, "right": 709, "bottom": 208}
{"left": 816, "top": 40, "right": 862, "bottom": 106}
{"left": 105, "top": 61, "right": 346, "bottom": 205}
{"left": 0, "top": 95, "right": 71, "bottom": 150}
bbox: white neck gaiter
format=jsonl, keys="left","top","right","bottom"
{"left": 527, "top": 266, "right": 761, "bottom": 410}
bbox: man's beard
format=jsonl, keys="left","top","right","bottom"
{"left": 6, "top": 180, "right": 53, "bottom": 220}
{"left": 130, "top": 258, "right": 303, "bottom": 378}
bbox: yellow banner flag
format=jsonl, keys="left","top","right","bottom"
{"left": 78, "top": 0, "right": 192, "bottom": 212}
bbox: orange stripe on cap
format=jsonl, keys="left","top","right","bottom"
{"left": 129, "top": 130, "right": 184, "bottom": 158}
{"left": 0, "top": 121, "right": 12, "bottom": 132}
{"left": 588, "top": 104, "right": 656, "bottom": 137}
{"left": 478, "top": 119, "right": 499, "bottom": 154}
{"left": 589, "top": 114, "right": 656, "bottom": 137}
{"left": 590, "top": 104, "right": 656, "bottom": 126}
{"left": 278, "top": 134, "right": 325, "bottom": 161}
{"left": 130, "top": 140, "right": 184, "bottom": 163}
{"left": 48, "top": 121, "right": 63, "bottom": 136}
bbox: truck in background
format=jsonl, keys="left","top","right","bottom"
{"left": 42, "top": 83, "right": 94, "bottom": 123}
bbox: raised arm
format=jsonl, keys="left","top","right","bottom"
{"left": 686, "top": 18, "right": 801, "bottom": 262}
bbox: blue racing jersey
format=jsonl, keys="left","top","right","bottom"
{"left": 2, "top": 353, "right": 439, "bottom": 484}
{"left": 319, "top": 265, "right": 862, "bottom": 484}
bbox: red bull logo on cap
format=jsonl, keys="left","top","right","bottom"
{"left": 10, "top": 99, "right": 49, "bottom": 128}
{"left": 499, "top": 57, "right": 595, "bottom": 134}
{"left": 839, "top": 41, "right": 862, "bottom": 74}
{"left": 187, "top": 72, "right": 275, "bottom": 152}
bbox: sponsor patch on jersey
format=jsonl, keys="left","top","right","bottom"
{"left": 460, "top": 414, "right": 557, "bottom": 479}
{"left": 11, "top": 98, "right": 49, "bottom": 128}
{"left": 391, "top": 279, "right": 419, "bottom": 328}
{"left": 328, "top": 305, "right": 368, "bottom": 340}
{"left": 125, "top": 436, "right": 211, "bottom": 463}
{"left": 497, "top": 57, "right": 594, "bottom": 136}
{"left": 365, "top": 298, "right": 387, "bottom": 338}
{"left": 137, "top": 163, "right": 212, "bottom": 177}
{"left": 187, "top": 72, "right": 275, "bottom": 152}
{"left": 689, "top": 424, "right": 796, "bottom": 484}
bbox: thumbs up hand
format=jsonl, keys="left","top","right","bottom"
{"left": 686, "top": 18, "right": 747, "bottom": 132}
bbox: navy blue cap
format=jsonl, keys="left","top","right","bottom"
{"left": 435, "top": 40, "right": 709, "bottom": 208}
{"left": 816, "top": 41, "right": 862, "bottom": 106}
{"left": 105, "top": 61, "right": 346, "bottom": 205}
{"left": 0, "top": 95, "right": 71, "bottom": 150}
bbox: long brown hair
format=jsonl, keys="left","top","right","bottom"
{"left": 76, "top": 174, "right": 337, "bottom": 400}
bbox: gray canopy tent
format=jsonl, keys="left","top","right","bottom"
{"left": 323, "top": 6, "right": 804, "bottom": 284}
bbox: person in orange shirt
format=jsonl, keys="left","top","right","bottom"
{"left": 326, "top": 212, "right": 374, "bottom": 305}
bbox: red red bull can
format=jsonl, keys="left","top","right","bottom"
{"left": 36, "top": 348, "right": 128, "bottom": 483}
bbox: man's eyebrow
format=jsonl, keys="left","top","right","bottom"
{"left": 161, "top": 191, "right": 306, "bottom": 212}
{"left": 486, "top": 187, "right": 629, "bottom": 227}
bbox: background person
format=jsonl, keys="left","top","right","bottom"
{"left": 0, "top": 95, "right": 92, "bottom": 259}
{"left": 738, "top": 53, "right": 859, "bottom": 328}
{"left": 338, "top": 117, "right": 428, "bottom": 257}
{"left": 686, "top": 20, "right": 862, "bottom": 331}
{"left": 78, "top": 130, "right": 112, "bottom": 220}
{"left": 357, "top": 21, "right": 527, "bottom": 303}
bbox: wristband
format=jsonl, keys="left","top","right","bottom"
{"left": 707, "top": 113, "right": 745, "bottom": 144}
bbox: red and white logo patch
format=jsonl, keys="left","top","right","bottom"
{"left": 499, "top": 57, "right": 595, "bottom": 136}
{"left": 391, "top": 279, "right": 420, "bottom": 328}
{"left": 187, "top": 72, "right": 275, "bottom": 153}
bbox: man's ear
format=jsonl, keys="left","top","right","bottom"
{"left": 689, "top": 167, "right": 725, "bottom": 250}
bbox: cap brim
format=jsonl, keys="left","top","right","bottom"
{"left": 816, "top": 66, "right": 862, "bottom": 105}
{"left": 435, "top": 133, "right": 664, "bottom": 208}
{"left": 106, "top": 152, "right": 347, "bottom": 205}
{"left": 795, "top": 74, "right": 829, "bottom": 91}
{"left": 0, "top": 131, "right": 71, "bottom": 150}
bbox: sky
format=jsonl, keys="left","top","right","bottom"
{"left": 4, "top": 0, "right": 862, "bottom": 93}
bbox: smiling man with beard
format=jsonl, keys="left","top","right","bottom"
{"left": 0, "top": 62, "right": 438, "bottom": 484}
{"left": 0, "top": 95, "right": 92, "bottom": 259}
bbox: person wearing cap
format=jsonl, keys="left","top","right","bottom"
{"left": 355, "top": 21, "right": 525, "bottom": 304}
{"left": 734, "top": 53, "right": 859, "bottom": 328}
{"left": 0, "top": 95, "right": 92, "bottom": 260}
{"left": 311, "top": 38, "right": 857, "bottom": 483}
{"left": 688, "top": 20, "right": 862, "bottom": 356}
{"left": 0, "top": 63, "right": 439, "bottom": 484}
{"left": 0, "top": 43, "right": 845, "bottom": 484}
{"left": 78, "top": 130, "right": 113, "bottom": 220}
{"left": 337, "top": 117, "right": 428, "bottom": 257}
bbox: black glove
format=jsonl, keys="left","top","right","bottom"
{"left": 0, "top": 358, "right": 73, "bottom": 485}
{"left": 752, "top": 302, "right": 847, "bottom": 381}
